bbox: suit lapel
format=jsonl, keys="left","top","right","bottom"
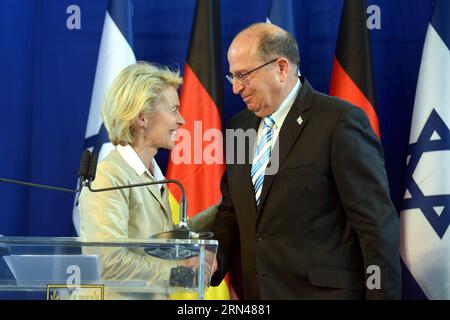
{"left": 115, "top": 147, "right": 172, "bottom": 223}
{"left": 160, "top": 185, "right": 172, "bottom": 222}
{"left": 258, "top": 78, "right": 314, "bottom": 212}
{"left": 144, "top": 177, "right": 171, "bottom": 221}
{"left": 236, "top": 112, "right": 261, "bottom": 216}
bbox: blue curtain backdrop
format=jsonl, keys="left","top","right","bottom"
{"left": 0, "top": 0, "right": 432, "bottom": 238}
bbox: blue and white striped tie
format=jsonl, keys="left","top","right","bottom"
{"left": 251, "top": 115, "right": 276, "bottom": 205}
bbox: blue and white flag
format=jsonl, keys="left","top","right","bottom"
{"left": 266, "top": 0, "right": 296, "bottom": 37}
{"left": 73, "top": 0, "right": 136, "bottom": 234}
{"left": 400, "top": 0, "right": 450, "bottom": 299}
{"left": 266, "top": 0, "right": 299, "bottom": 77}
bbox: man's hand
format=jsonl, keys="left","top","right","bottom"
{"left": 179, "top": 250, "right": 217, "bottom": 287}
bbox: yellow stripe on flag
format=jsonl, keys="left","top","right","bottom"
{"left": 168, "top": 191, "right": 229, "bottom": 300}
{"left": 170, "top": 280, "right": 230, "bottom": 300}
{"left": 169, "top": 191, "right": 181, "bottom": 225}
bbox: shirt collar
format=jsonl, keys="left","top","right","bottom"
{"left": 116, "top": 144, "right": 164, "bottom": 179}
{"left": 269, "top": 78, "right": 301, "bottom": 128}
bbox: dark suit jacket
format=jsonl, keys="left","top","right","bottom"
{"left": 211, "top": 77, "right": 401, "bottom": 299}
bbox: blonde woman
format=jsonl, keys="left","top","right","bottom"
{"left": 79, "top": 62, "right": 214, "bottom": 298}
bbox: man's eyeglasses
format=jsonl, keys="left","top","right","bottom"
{"left": 226, "top": 58, "right": 279, "bottom": 85}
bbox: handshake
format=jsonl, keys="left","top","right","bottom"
{"left": 169, "top": 266, "right": 198, "bottom": 288}
{"left": 169, "top": 250, "right": 217, "bottom": 288}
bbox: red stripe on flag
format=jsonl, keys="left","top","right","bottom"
{"left": 167, "top": 63, "right": 225, "bottom": 217}
{"left": 330, "top": 57, "right": 380, "bottom": 137}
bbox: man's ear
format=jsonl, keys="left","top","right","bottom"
{"left": 277, "top": 58, "right": 290, "bottom": 82}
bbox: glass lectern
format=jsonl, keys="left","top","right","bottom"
{"left": 0, "top": 237, "right": 218, "bottom": 300}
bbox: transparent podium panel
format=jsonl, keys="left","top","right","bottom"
{"left": 0, "top": 237, "right": 218, "bottom": 300}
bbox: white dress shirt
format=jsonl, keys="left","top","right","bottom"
{"left": 255, "top": 78, "right": 302, "bottom": 152}
{"left": 117, "top": 144, "right": 165, "bottom": 192}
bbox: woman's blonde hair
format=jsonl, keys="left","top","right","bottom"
{"left": 102, "top": 61, "right": 182, "bottom": 145}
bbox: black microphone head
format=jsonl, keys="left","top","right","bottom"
{"left": 78, "top": 149, "right": 91, "bottom": 179}
{"left": 88, "top": 151, "right": 99, "bottom": 181}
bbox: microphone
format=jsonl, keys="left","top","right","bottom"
{"left": 78, "top": 149, "right": 92, "bottom": 182}
{"left": 86, "top": 150, "right": 98, "bottom": 183}
{"left": 0, "top": 149, "right": 212, "bottom": 260}
{"left": 84, "top": 150, "right": 213, "bottom": 242}
{"left": 0, "top": 150, "right": 91, "bottom": 193}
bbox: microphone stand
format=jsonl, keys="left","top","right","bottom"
{"left": 86, "top": 179, "right": 209, "bottom": 240}
{"left": 0, "top": 149, "right": 91, "bottom": 194}
{"left": 0, "top": 178, "right": 82, "bottom": 193}
{"left": 0, "top": 149, "right": 213, "bottom": 260}
{"left": 84, "top": 151, "right": 213, "bottom": 240}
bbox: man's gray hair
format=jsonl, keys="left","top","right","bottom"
{"left": 258, "top": 28, "right": 300, "bottom": 67}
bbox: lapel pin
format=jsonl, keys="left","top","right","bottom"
{"left": 296, "top": 116, "right": 303, "bottom": 126}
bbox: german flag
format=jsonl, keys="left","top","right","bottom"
{"left": 330, "top": 0, "right": 380, "bottom": 137}
{"left": 166, "top": 0, "right": 229, "bottom": 299}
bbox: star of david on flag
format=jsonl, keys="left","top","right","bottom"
{"left": 400, "top": 0, "right": 450, "bottom": 300}
{"left": 402, "top": 109, "right": 450, "bottom": 239}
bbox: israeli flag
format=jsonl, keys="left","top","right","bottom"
{"left": 73, "top": 0, "right": 136, "bottom": 234}
{"left": 265, "top": 0, "right": 299, "bottom": 76}
{"left": 400, "top": 0, "right": 450, "bottom": 299}
{"left": 265, "top": 0, "right": 296, "bottom": 37}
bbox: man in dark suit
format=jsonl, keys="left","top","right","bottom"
{"left": 210, "top": 23, "right": 401, "bottom": 299}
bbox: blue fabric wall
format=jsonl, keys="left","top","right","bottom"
{"left": 0, "top": 0, "right": 433, "bottom": 241}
